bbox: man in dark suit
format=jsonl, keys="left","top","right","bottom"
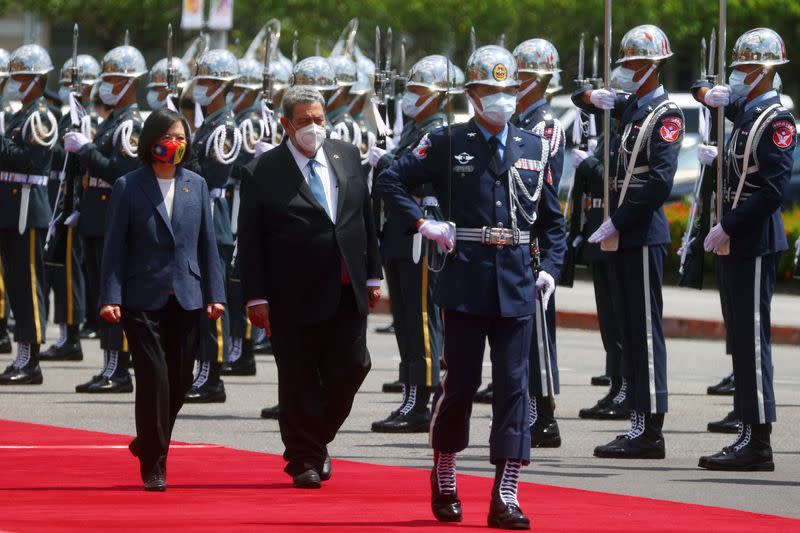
{"left": 238, "top": 86, "right": 382, "bottom": 489}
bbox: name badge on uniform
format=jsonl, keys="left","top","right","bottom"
{"left": 513, "top": 158, "right": 542, "bottom": 172}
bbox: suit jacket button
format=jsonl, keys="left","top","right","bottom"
{"left": 495, "top": 201, "right": 502, "bottom": 208}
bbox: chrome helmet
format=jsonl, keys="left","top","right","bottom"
{"left": 8, "top": 44, "right": 54, "bottom": 76}
{"left": 270, "top": 59, "right": 292, "bottom": 92}
{"left": 60, "top": 54, "right": 101, "bottom": 86}
{"left": 407, "top": 55, "right": 458, "bottom": 93}
{"left": 0, "top": 49, "right": 10, "bottom": 78}
{"left": 235, "top": 57, "right": 263, "bottom": 90}
{"left": 194, "top": 49, "right": 239, "bottom": 82}
{"left": 513, "top": 39, "right": 561, "bottom": 74}
{"left": 465, "top": 45, "right": 519, "bottom": 87}
{"left": 546, "top": 71, "right": 563, "bottom": 94}
{"left": 147, "top": 57, "right": 191, "bottom": 89}
{"left": 101, "top": 45, "right": 147, "bottom": 78}
{"left": 328, "top": 55, "right": 357, "bottom": 87}
{"left": 350, "top": 66, "right": 373, "bottom": 96}
{"left": 731, "top": 28, "right": 789, "bottom": 67}
{"left": 617, "top": 25, "right": 672, "bottom": 63}
{"left": 291, "top": 56, "right": 338, "bottom": 91}
{"left": 449, "top": 64, "right": 465, "bottom": 95}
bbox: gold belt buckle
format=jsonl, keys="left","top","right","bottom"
{"left": 483, "top": 227, "right": 515, "bottom": 246}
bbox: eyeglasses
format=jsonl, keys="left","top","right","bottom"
{"left": 159, "top": 134, "right": 187, "bottom": 143}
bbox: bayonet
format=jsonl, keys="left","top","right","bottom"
{"left": 262, "top": 28, "right": 275, "bottom": 109}
{"left": 292, "top": 31, "right": 299, "bottom": 68}
{"left": 315, "top": 38, "right": 320, "bottom": 56}
{"left": 385, "top": 27, "right": 393, "bottom": 72}
{"left": 591, "top": 35, "right": 599, "bottom": 81}
{"left": 600, "top": 0, "right": 616, "bottom": 252}
{"left": 498, "top": 33, "right": 506, "bottom": 48}
{"left": 700, "top": 37, "right": 707, "bottom": 80}
{"left": 470, "top": 27, "right": 477, "bottom": 55}
{"left": 166, "top": 24, "right": 177, "bottom": 104}
{"left": 708, "top": 28, "right": 717, "bottom": 80}
{"left": 577, "top": 33, "right": 586, "bottom": 83}
{"left": 124, "top": 29, "right": 130, "bottom": 46}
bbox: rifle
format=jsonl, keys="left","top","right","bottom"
{"left": 600, "top": 0, "right": 617, "bottom": 252}
{"left": 715, "top": 0, "right": 729, "bottom": 255}
{"left": 164, "top": 24, "right": 179, "bottom": 111}
{"left": 679, "top": 31, "right": 718, "bottom": 288}
{"left": 372, "top": 26, "right": 394, "bottom": 150}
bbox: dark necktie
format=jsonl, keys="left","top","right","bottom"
{"left": 488, "top": 136, "right": 503, "bottom": 171}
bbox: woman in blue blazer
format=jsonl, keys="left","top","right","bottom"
{"left": 98, "top": 108, "right": 226, "bottom": 491}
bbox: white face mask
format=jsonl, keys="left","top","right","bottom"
{"left": 401, "top": 91, "right": 437, "bottom": 119}
{"left": 613, "top": 64, "right": 656, "bottom": 93}
{"left": 729, "top": 68, "right": 766, "bottom": 98}
{"left": 147, "top": 89, "right": 166, "bottom": 110}
{"left": 192, "top": 82, "right": 225, "bottom": 106}
{"left": 5, "top": 77, "right": 38, "bottom": 102}
{"left": 99, "top": 79, "right": 131, "bottom": 106}
{"left": 471, "top": 91, "right": 517, "bottom": 126}
{"left": 290, "top": 121, "right": 326, "bottom": 154}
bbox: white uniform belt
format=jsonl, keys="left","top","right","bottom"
{"left": 209, "top": 188, "right": 226, "bottom": 199}
{"left": 49, "top": 171, "right": 61, "bottom": 181}
{"left": 88, "top": 177, "right": 112, "bottom": 189}
{"left": 456, "top": 227, "right": 531, "bottom": 246}
{"left": 0, "top": 172, "right": 48, "bottom": 186}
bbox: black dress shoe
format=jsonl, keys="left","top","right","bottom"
{"left": 79, "top": 325, "right": 98, "bottom": 340}
{"left": 474, "top": 383, "right": 493, "bottom": 404}
{"left": 699, "top": 424, "right": 774, "bottom": 471}
{"left": 319, "top": 454, "right": 332, "bottom": 481}
{"left": 75, "top": 374, "right": 103, "bottom": 393}
{"left": 531, "top": 420, "right": 561, "bottom": 448}
{"left": 0, "top": 363, "right": 43, "bottom": 385}
{"left": 374, "top": 323, "right": 395, "bottom": 335}
{"left": 382, "top": 380, "right": 403, "bottom": 393}
{"left": 707, "top": 410, "right": 740, "bottom": 434}
{"left": 430, "top": 468, "right": 462, "bottom": 522}
{"left": 87, "top": 373, "right": 133, "bottom": 393}
{"left": 0, "top": 334, "right": 12, "bottom": 354}
{"left": 39, "top": 341, "right": 83, "bottom": 361}
{"left": 260, "top": 404, "right": 279, "bottom": 419}
{"left": 594, "top": 414, "right": 665, "bottom": 459}
{"left": 143, "top": 463, "right": 167, "bottom": 492}
{"left": 372, "top": 409, "right": 431, "bottom": 433}
{"left": 579, "top": 400, "right": 629, "bottom": 420}
{"left": 707, "top": 373, "right": 735, "bottom": 395}
{"left": 293, "top": 469, "right": 321, "bottom": 489}
{"left": 253, "top": 338, "right": 273, "bottom": 355}
{"left": 488, "top": 489, "right": 530, "bottom": 530}
{"left": 591, "top": 374, "right": 611, "bottom": 386}
{"left": 185, "top": 380, "right": 226, "bottom": 403}
{"left": 220, "top": 357, "right": 256, "bottom": 376}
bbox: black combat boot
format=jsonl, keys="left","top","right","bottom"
{"left": 88, "top": 351, "right": 133, "bottom": 393}
{"left": 474, "top": 382, "right": 493, "bottom": 404}
{"left": 40, "top": 324, "right": 83, "bottom": 361}
{"left": 0, "top": 343, "right": 43, "bottom": 385}
{"left": 372, "top": 385, "right": 431, "bottom": 433}
{"left": 221, "top": 337, "right": 256, "bottom": 376}
{"left": 185, "top": 360, "right": 226, "bottom": 403}
{"left": 487, "top": 459, "right": 530, "bottom": 530}
{"left": 579, "top": 377, "right": 630, "bottom": 420}
{"left": 431, "top": 450, "right": 462, "bottom": 522}
{"left": 707, "top": 372, "right": 735, "bottom": 395}
{"left": 594, "top": 412, "right": 666, "bottom": 459}
{"left": 699, "top": 423, "right": 774, "bottom": 471}
{"left": 707, "top": 409, "right": 740, "bottom": 434}
{"left": 530, "top": 395, "right": 561, "bottom": 448}
{"left": 76, "top": 350, "right": 108, "bottom": 392}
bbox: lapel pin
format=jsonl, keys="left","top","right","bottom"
{"left": 333, "top": 154, "right": 340, "bottom": 159}
{"left": 182, "top": 187, "right": 190, "bottom": 192}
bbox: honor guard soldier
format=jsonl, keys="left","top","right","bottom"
{"left": 66, "top": 44, "right": 146, "bottom": 393}
{"left": 291, "top": 57, "right": 339, "bottom": 137}
{"left": 575, "top": 24, "right": 682, "bottom": 459}
{"left": 326, "top": 55, "right": 362, "bottom": 148}
{"left": 145, "top": 57, "right": 190, "bottom": 111}
{"left": 0, "top": 48, "right": 13, "bottom": 354}
{"left": 40, "top": 54, "right": 100, "bottom": 363}
{"left": 0, "top": 45, "right": 59, "bottom": 385}
{"left": 367, "top": 55, "right": 455, "bottom": 433}
{"left": 694, "top": 28, "right": 793, "bottom": 472}
{"left": 183, "top": 49, "right": 242, "bottom": 403}
{"left": 378, "top": 45, "right": 565, "bottom": 529}
{"left": 511, "top": 38, "right": 567, "bottom": 448}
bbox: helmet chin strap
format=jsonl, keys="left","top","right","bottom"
{"left": 516, "top": 78, "right": 540, "bottom": 102}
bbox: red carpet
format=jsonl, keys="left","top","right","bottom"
{"left": 0, "top": 419, "right": 797, "bottom": 532}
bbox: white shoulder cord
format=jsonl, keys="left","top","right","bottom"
{"left": 239, "top": 118, "right": 266, "bottom": 154}
{"left": 510, "top": 138, "right": 549, "bottom": 226}
{"left": 206, "top": 124, "right": 242, "bottom": 165}
{"left": 260, "top": 100, "right": 276, "bottom": 144}
{"left": 334, "top": 121, "right": 351, "bottom": 143}
{"left": 113, "top": 119, "right": 138, "bottom": 157}
{"left": 23, "top": 109, "right": 58, "bottom": 148}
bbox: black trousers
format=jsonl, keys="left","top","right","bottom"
{"left": 122, "top": 296, "right": 203, "bottom": 477}
{"left": 199, "top": 244, "right": 231, "bottom": 364}
{"left": 86, "top": 236, "right": 125, "bottom": 351}
{"left": 48, "top": 227, "right": 86, "bottom": 325}
{"left": 0, "top": 229, "right": 47, "bottom": 344}
{"left": 270, "top": 286, "right": 371, "bottom": 477}
{"left": 591, "top": 259, "right": 623, "bottom": 377}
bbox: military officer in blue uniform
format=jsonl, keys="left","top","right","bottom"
{"left": 65, "top": 44, "right": 147, "bottom": 393}
{"left": 367, "top": 55, "right": 455, "bottom": 434}
{"left": 694, "top": 28, "right": 794, "bottom": 472}
{"left": 40, "top": 54, "right": 100, "bottom": 363}
{"left": 183, "top": 49, "right": 241, "bottom": 403}
{"left": 145, "top": 56, "right": 190, "bottom": 112}
{"left": 0, "top": 45, "right": 59, "bottom": 385}
{"left": 574, "top": 25, "right": 683, "bottom": 459}
{"left": 378, "top": 45, "right": 565, "bottom": 530}
{"left": 511, "top": 38, "right": 567, "bottom": 449}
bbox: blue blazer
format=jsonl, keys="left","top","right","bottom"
{"left": 99, "top": 165, "right": 227, "bottom": 312}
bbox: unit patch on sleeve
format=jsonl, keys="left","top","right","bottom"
{"left": 659, "top": 115, "right": 683, "bottom": 143}
{"left": 772, "top": 119, "right": 795, "bottom": 149}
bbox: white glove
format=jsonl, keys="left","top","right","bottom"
{"left": 418, "top": 220, "right": 455, "bottom": 253}
{"left": 368, "top": 146, "right": 387, "bottom": 168}
{"left": 254, "top": 141, "right": 275, "bottom": 158}
{"left": 571, "top": 149, "right": 590, "bottom": 168}
{"left": 572, "top": 235, "right": 584, "bottom": 248}
{"left": 589, "top": 89, "right": 616, "bottom": 110}
{"left": 698, "top": 144, "right": 718, "bottom": 166}
{"left": 535, "top": 270, "right": 555, "bottom": 311}
{"left": 587, "top": 138, "right": 598, "bottom": 153}
{"left": 703, "top": 223, "right": 730, "bottom": 253}
{"left": 588, "top": 219, "right": 618, "bottom": 244}
{"left": 386, "top": 136, "right": 397, "bottom": 151}
{"left": 63, "top": 131, "right": 91, "bottom": 153}
{"left": 704, "top": 85, "right": 730, "bottom": 108}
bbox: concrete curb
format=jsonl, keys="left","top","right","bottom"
{"left": 372, "top": 298, "right": 800, "bottom": 345}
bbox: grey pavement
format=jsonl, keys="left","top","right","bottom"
{"left": 0, "top": 316, "right": 798, "bottom": 519}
